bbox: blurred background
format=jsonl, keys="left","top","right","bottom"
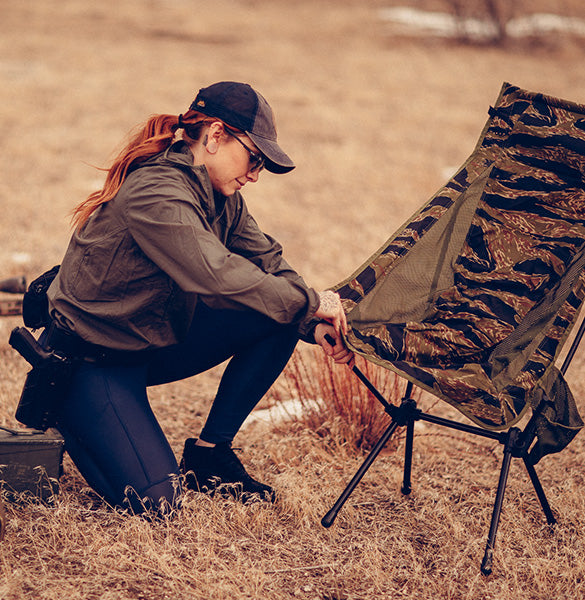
{"left": 1, "top": 0, "right": 585, "bottom": 294}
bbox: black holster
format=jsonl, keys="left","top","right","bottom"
{"left": 9, "top": 327, "right": 76, "bottom": 431}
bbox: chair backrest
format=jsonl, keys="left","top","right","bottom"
{"left": 336, "top": 83, "right": 585, "bottom": 443}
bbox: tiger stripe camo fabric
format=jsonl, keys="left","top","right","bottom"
{"left": 335, "top": 82, "right": 585, "bottom": 461}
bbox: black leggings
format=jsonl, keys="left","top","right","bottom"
{"left": 55, "top": 302, "right": 299, "bottom": 513}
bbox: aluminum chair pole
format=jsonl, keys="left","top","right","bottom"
{"left": 321, "top": 418, "right": 401, "bottom": 528}
{"left": 480, "top": 427, "right": 518, "bottom": 575}
{"left": 478, "top": 314, "right": 584, "bottom": 575}
{"left": 523, "top": 458, "right": 556, "bottom": 524}
{"left": 401, "top": 414, "right": 415, "bottom": 495}
{"left": 561, "top": 313, "right": 585, "bottom": 375}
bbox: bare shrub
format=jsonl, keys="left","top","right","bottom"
{"left": 270, "top": 345, "right": 419, "bottom": 454}
{"left": 445, "top": 0, "right": 522, "bottom": 44}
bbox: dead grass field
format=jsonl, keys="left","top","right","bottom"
{"left": 2, "top": 1, "right": 585, "bottom": 598}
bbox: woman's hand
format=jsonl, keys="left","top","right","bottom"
{"left": 314, "top": 323, "right": 355, "bottom": 368}
{"left": 314, "top": 291, "right": 348, "bottom": 337}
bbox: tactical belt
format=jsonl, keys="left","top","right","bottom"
{"left": 44, "top": 321, "right": 154, "bottom": 366}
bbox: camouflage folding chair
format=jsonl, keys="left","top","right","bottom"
{"left": 321, "top": 83, "right": 585, "bottom": 575}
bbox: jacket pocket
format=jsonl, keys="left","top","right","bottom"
{"left": 70, "top": 236, "right": 161, "bottom": 302}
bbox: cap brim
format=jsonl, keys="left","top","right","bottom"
{"left": 247, "top": 131, "right": 295, "bottom": 174}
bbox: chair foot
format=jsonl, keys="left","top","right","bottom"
{"left": 481, "top": 548, "right": 493, "bottom": 576}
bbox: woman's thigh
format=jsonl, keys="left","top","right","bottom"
{"left": 56, "top": 362, "right": 180, "bottom": 511}
{"left": 146, "top": 302, "right": 297, "bottom": 386}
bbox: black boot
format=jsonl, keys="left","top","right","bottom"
{"left": 180, "top": 439, "right": 276, "bottom": 503}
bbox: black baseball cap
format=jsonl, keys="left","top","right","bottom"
{"left": 190, "top": 81, "right": 295, "bottom": 174}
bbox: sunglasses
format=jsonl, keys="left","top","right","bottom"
{"left": 224, "top": 127, "right": 265, "bottom": 173}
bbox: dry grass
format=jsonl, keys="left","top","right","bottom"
{"left": 3, "top": 379, "right": 585, "bottom": 599}
{"left": 269, "top": 346, "right": 419, "bottom": 454}
{"left": 3, "top": 0, "right": 585, "bottom": 598}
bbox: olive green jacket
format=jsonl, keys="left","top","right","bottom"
{"left": 48, "top": 142, "right": 319, "bottom": 351}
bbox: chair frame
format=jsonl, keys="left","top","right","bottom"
{"left": 321, "top": 318, "right": 585, "bottom": 575}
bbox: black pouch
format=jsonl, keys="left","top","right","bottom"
{"left": 22, "top": 265, "right": 60, "bottom": 330}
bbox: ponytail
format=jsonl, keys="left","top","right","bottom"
{"left": 71, "top": 111, "right": 209, "bottom": 230}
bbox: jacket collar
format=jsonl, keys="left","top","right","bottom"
{"left": 162, "top": 141, "right": 209, "bottom": 182}
{"left": 161, "top": 141, "right": 230, "bottom": 225}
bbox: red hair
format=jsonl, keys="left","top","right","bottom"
{"left": 71, "top": 111, "right": 211, "bottom": 230}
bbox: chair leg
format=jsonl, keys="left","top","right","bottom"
{"left": 523, "top": 457, "right": 556, "bottom": 525}
{"left": 322, "top": 420, "right": 400, "bottom": 528}
{"left": 401, "top": 418, "right": 415, "bottom": 495}
{"left": 481, "top": 432, "right": 516, "bottom": 575}
{"left": 323, "top": 364, "right": 561, "bottom": 575}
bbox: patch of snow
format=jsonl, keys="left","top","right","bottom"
{"left": 242, "top": 397, "right": 319, "bottom": 429}
{"left": 379, "top": 7, "right": 585, "bottom": 40}
{"left": 507, "top": 13, "right": 585, "bottom": 37}
{"left": 11, "top": 252, "right": 31, "bottom": 265}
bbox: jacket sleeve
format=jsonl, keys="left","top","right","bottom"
{"left": 123, "top": 172, "right": 319, "bottom": 325}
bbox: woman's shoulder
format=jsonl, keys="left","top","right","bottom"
{"left": 123, "top": 146, "right": 211, "bottom": 197}
{"left": 129, "top": 144, "right": 198, "bottom": 180}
